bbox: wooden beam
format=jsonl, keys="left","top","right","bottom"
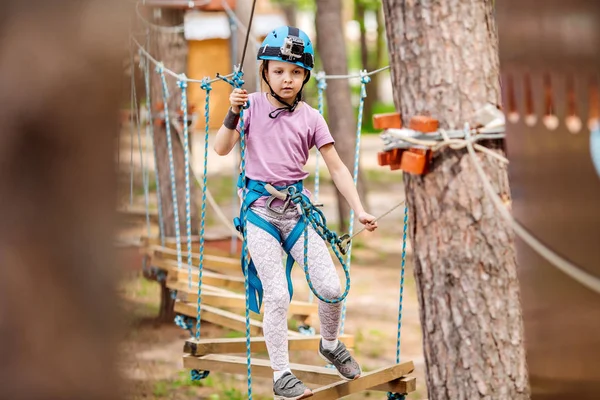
{"left": 371, "top": 376, "right": 417, "bottom": 394}
{"left": 168, "top": 281, "right": 318, "bottom": 317}
{"left": 310, "top": 361, "right": 415, "bottom": 399}
{"left": 151, "top": 246, "right": 240, "bottom": 274}
{"left": 174, "top": 301, "right": 262, "bottom": 337}
{"left": 173, "top": 268, "right": 245, "bottom": 292}
{"left": 143, "top": 236, "right": 239, "bottom": 258}
{"left": 183, "top": 354, "right": 342, "bottom": 386}
{"left": 174, "top": 301, "right": 302, "bottom": 337}
{"left": 184, "top": 334, "right": 355, "bottom": 356}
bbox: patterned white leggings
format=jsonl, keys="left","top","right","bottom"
{"left": 246, "top": 205, "right": 342, "bottom": 371}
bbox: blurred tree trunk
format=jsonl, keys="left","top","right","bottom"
{"left": 148, "top": 7, "right": 198, "bottom": 323}
{"left": 315, "top": 0, "right": 368, "bottom": 231}
{"left": 0, "top": 1, "right": 126, "bottom": 398}
{"left": 234, "top": 0, "right": 258, "bottom": 92}
{"left": 381, "top": 0, "right": 530, "bottom": 399}
{"left": 280, "top": 1, "right": 297, "bottom": 27}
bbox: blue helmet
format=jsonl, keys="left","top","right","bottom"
{"left": 257, "top": 26, "right": 314, "bottom": 71}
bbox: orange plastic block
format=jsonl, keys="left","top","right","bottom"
{"left": 391, "top": 148, "right": 404, "bottom": 164}
{"left": 377, "top": 152, "right": 390, "bottom": 166}
{"left": 390, "top": 163, "right": 402, "bottom": 171}
{"left": 400, "top": 151, "right": 427, "bottom": 175}
{"left": 409, "top": 115, "right": 439, "bottom": 133}
{"left": 373, "top": 112, "right": 402, "bottom": 130}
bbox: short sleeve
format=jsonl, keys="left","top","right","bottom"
{"left": 314, "top": 112, "right": 335, "bottom": 149}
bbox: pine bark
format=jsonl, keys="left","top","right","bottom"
{"left": 315, "top": 0, "right": 368, "bottom": 231}
{"left": 381, "top": 1, "right": 530, "bottom": 399}
{"left": 149, "top": 8, "right": 198, "bottom": 323}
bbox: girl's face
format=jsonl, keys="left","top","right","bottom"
{"left": 265, "top": 60, "right": 307, "bottom": 101}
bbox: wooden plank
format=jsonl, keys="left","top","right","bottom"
{"left": 152, "top": 246, "right": 240, "bottom": 274}
{"left": 184, "top": 334, "right": 355, "bottom": 356}
{"left": 183, "top": 354, "right": 342, "bottom": 386}
{"left": 143, "top": 235, "right": 238, "bottom": 258}
{"left": 174, "top": 301, "right": 262, "bottom": 337}
{"left": 372, "top": 376, "right": 416, "bottom": 394}
{"left": 310, "top": 361, "right": 415, "bottom": 400}
{"left": 168, "top": 281, "right": 318, "bottom": 317}
{"left": 174, "top": 301, "right": 302, "bottom": 337}
{"left": 174, "top": 268, "right": 245, "bottom": 292}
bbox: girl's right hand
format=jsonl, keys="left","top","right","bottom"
{"left": 230, "top": 88, "right": 248, "bottom": 114}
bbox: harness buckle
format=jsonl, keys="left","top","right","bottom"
{"left": 339, "top": 233, "right": 351, "bottom": 255}
{"left": 265, "top": 195, "right": 292, "bottom": 215}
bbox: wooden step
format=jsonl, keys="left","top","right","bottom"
{"left": 183, "top": 354, "right": 415, "bottom": 394}
{"left": 183, "top": 354, "right": 341, "bottom": 386}
{"left": 310, "top": 361, "right": 415, "bottom": 399}
{"left": 143, "top": 235, "right": 239, "bottom": 259}
{"left": 148, "top": 245, "right": 240, "bottom": 274}
{"left": 168, "top": 281, "right": 318, "bottom": 318}
{"left": 184, "top": 335, "right": 355, "bottom": 356}
{"left": 174, "top": 301, "right": 302, "bottom": 337}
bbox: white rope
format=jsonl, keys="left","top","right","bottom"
{"left": 463, "top": 124, "right": 600, "bottom": 294}
{"left": 131, "top": 37, "right": 234, "bottom": 84}
{"left": 382, "top": 126, "right": 509, "bottom": 164}
{"left": 319, "top": 65, "right": 390, "bottom": 80}
{"left": 135, "top": 2, "right": 185, "bottom": 33}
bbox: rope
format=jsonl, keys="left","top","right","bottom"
{"left": 340, "top": 71, "right": 370, "bottom": 335}
{"left": 234, "top": 70, "right": 254, "bottom": 400}
{"left": 287, "top": 189, "right": 351, "bottom": 304}
{"left": 463, "top": 124, "right": 600, "bottom": 294}
{"left": 178, "top": 77, "right": 194, "bottom": 288}
{"left": 319, "top": 65, "right": 390, "bottom": 80}
{"left": 195, "top": 78, "right": 212, "bottom": 340}
{"left": 157, "top": 64, "right": 183, "bottom": 270}
{"left": 307, "top": 71, "right": 328, "bottom": 305}
{"left": 142, "top": 46, "right": 166, "bottom": 247}
{"left": 135, "top": 1, "right": 185, "bottom": 33}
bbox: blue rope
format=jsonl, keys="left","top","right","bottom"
{"left": 396, "top": 205, "right": 408, "bottom": 363}
{"left": 195, "top": 78, "right": 212, "bottom": 341}
{"left": 287, "top": 189, "right": 351, "bottom": 304}
{"left": 157, "top": 65, "right": 183, "bottom": 270}
{"left": 174, "top": 315, "right": 194, "bottom": 336}
{"left": 221, "top": 69, "right": 253, "bottom": 400}
{"left": 387, "top": 205, "right": 409, "bottom": 400}
{"left": 340, "top": 71, "right": 370, "bottom": 335}
{"left": 142, "top": 51, "right": 165, "bottom": 247}
{"left": 178, "top": 77, "right": 194, "bottom": 289}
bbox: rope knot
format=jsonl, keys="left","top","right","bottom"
{"left": 178, "top": 75, "right": 188, "bottom": 89}
{"left": 386, "top": 392, "right": 405, "bottom": 400}
{"left": 190, "top": 369, "right": 210, "bottom": 381}
{"left": 316, "top": 71, "right": 327, "bottom": 90}
{"left": 232, "top": 69, "right": 245, "bottom": 89}
{"left": 155, "top": 62, "right": 165, "bottom": 74}
{"left": 200, "top": 77, "right": 212, "bottom": 92}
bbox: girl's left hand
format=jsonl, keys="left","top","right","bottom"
{"left": 358, "top": 212, "right": 378, "bottom": 232}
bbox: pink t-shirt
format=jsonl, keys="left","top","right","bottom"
{"left": 237, "top": 92, "right": 335, "bottom": 207}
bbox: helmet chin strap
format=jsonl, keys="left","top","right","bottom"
{"left": 262, "top": 67, "right": 310, "bottom": 119}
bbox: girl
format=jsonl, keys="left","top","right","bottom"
{"left": 214, "top": 26, "right": 377, "bottom": 400}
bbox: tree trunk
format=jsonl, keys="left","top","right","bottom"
{"left": 356, "top": 2, "right": 376, "bottom": 124}
{"left": 315, "top": 0, "right": 368, "bottom": 231}
{"left": 149, "top": 7, "right": 198, "bottom": 323}
{"left": 381, "top": 1, "right": 530, "bottom": 399}
{"left": 235, "top": 0, "right": 258, "bottom": 92}
{"left": 0, "top": 1, "right": 125, "bottom": 398}
{"left": 280, "top": 1, "right": 297, "bottom": 28}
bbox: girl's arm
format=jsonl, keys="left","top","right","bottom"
{"left": 214, "top": 88, "right": 248, "bottom": 156}
{"left": 319, "top": 143, "right": 377, "bottom": 231}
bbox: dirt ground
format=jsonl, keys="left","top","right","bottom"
{"left": 116, "top": 132, "right": 427, "bottom": 400}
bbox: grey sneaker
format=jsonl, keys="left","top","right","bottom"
{"left": 318, "top": 339, "right": 361, "bottom": 380}
{"left": 273, "top": 372, "right": 313, "bottom": 400}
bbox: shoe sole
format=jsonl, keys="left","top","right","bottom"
{"left": 274, "top": 388, "right": 313, "bottom": 400}
{"left": 318, "top": 349, "right": 361, "bottom": 381}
